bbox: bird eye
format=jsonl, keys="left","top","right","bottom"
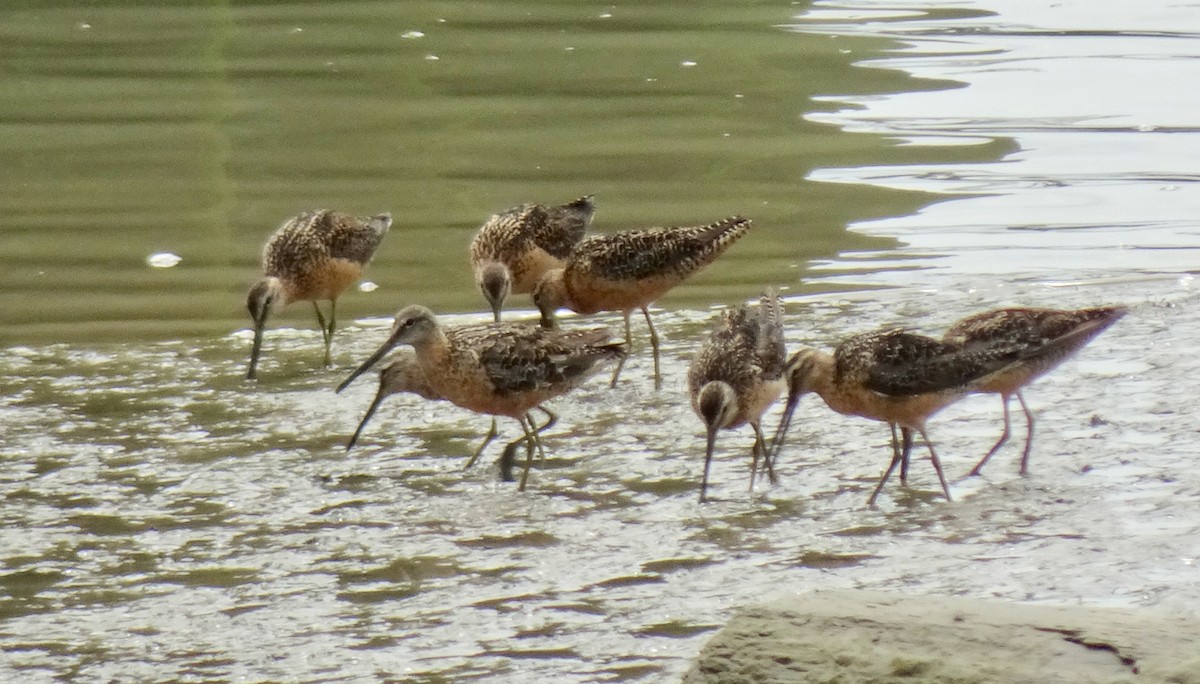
{"left": 397, "top": 315, "right": 422, "bottom": 334}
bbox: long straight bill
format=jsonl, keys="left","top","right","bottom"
{"left": 346, "top": 386, "right": 388, "bottom": 450}
{"left": 700, "top": 425, "right": 718, "bottom": 503}
{"left": 336, "top": 337, "right": 398, "bottom": 393}
{"left": 246, "top": 322, "right": 266, "bottom": 380}
{"left": 766, "top": 387, "right": 803, "bottom": 468}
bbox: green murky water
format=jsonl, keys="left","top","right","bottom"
{"left": 0, "top": 0, "right": 995, "bottom": 344}
{"left": 4, "top": 1, "right": 1200, "bottom": 682}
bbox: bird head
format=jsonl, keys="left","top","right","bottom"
{"left": 694, "top": 380, "right": 739, "bottom": 503}
{"left": 367, "top": 213, "right": 393, "bottom": 236}
{"left": 531, "top": 269, "right": 567, "bottom": 329}
{"left": 695, "top": 381, "right": 739, "bottom": 433}
{"left": 245, "top": 277, "right": 286, "bottom": 379}
{"left": 337, "top": 305, "right": 440, "bottom": 393}
{"left": 477, "top": 262, "right": 512, "bottom": 323}
{"left": 762, "top": 347, "right": 824, "bottom": 466}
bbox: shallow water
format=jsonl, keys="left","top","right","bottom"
{"left": 0, "top": 0, "right": 947, "bottom": 344}
{"left": 4, "top": 1, "right": 1200, "bottom": 682}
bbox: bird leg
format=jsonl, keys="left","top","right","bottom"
{"left": 328, "top": 298, "right": 337, "bottom": 365}
{"left": 873, "top": 422, "right": 936, "bottom": 504}
{"left": 517, "top": 413, "right": 540, "bottom": 492}
{"left": 533, "top": 405, "right": 558, "bottom": 434}
{"left": 753, "top": 422, "right": 778, "bottom": 487}
{"left": 312, "top": 301, "right": 329, "bottom": 345}
{"left": 609, "top": 311, "right": 634, "bottom": 388}
{"left": 498, "top": 416, "right": 538, "bottom": 485}
{"left": 312, "top": 301, "right": 335, "bottom": 368}
{"left": 898, "top": 426, "right": 914, "bottom": 485}
{"left": 890, "top": 424, "right": 903, "bottom": 482}
{"left": 463, "top": 418, "right": 499, "bottom": 471}
{"left": 867, "top": 439, "right": 906, "bottom": 508}
{"left": 1016, "top": 391, "right": 1035, "bottom": 476}
{"left": 532, "top": 405, "right": 558, "bottom": 461}
{"left": 477, "top": 406, "right": 555, "bottom": 475}
{"left": 968, "top": 393, "right": 1013, "bottom": 477}
{"left": 642, "top": 306, "right": 662, "bottom": 390}
{"left": 749, "top": 429, "right": 760, "bottom": 492}
{"left": 919, "top": 427, "right": 953, "bottom": 502}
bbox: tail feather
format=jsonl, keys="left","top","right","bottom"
{"left": 565, "top": 194, "right": 595, "bottom": 213}
{"left": 1018, "top": 306, "right": 1126, "bottom": 363}
{"left": 368, "top": 213, "right": 393, "bottom": 235}
{"left": 756, "top": 289, "right": 787, "bottom": 377}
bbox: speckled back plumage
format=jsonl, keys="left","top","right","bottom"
{"left": 836, "top": 328, "right": 1019, "bottom": 397}
{"left": 689, "top": 291, "right": 787, "bottom": 399}
{"left": 469, "top": 196, "right": 594, "bottom": 287}
{"left": 944, "top": 305, "right": 1127, "bottom": 393}
{"left": 441, "top": 322, "right": 622, "bottom": 397}
{"left": 470, "top": 205, "right": 535, "bottom": 264}
{"left": 262, "top": 209, "right": 390, "bottom": 278}
{"left": 945, "top": 306, "right": 1126, "bottom": 357}
{"left": 528, "top": 195, "right": 594, "bottom": 259}
{"left": 570, "top": 216, "right": 751, "bottom": 284}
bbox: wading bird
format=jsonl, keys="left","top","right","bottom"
{"left": 688, "top": 291, "right": 789, "bottom": 502}
{"left": 942, "top": 305, "right": 1127, "bottom": 476}
{"left": 337, "top": 305, "right": 624, "bottom": 489}
{"left": 470, "top": 195, "right": 594, "bottom": 322}
{"left": 345, "top": 350, "right": 558, "bottom": 479}
{"left": 533, "top": 216, "right": 753, "bottom": 390}
{"left": 770, "top": 328, "right": 1017, "bottom": 505}
{"left": 246, "top": 209, "right": 391, "bottom": 379}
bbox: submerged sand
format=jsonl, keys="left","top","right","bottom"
{"left": 685, "top": 590, "right": 1200, "bottom": 683}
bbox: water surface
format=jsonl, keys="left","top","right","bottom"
{"left": 1, "top": 0, "right": 976, "bottom": 343}
{"left": 3, "top": 1, "right": 1200, "bottom": 682}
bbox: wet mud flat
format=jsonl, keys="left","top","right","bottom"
{"left": 682, "top": 276, "right": 1200, "bottom": 682}
{"left": 1, "top": 275, "right": 1199, "bottom": 682}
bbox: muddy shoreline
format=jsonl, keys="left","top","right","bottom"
{"left": 686, "top": 589, "right": 1200, "bottom": 683}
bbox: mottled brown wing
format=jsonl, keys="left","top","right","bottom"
{"left": 689, "top": 304, "right": 754, "bottom": 394}
{"left": 754, "top": 290, "right": 787, "bottom": 381}
{"left": 688, "top": 294, "right": 784, "bottom": 395}
{"left": 948, "top": 306, "right": 1126, "bottom": 354}
{"left": 470, "top": 204, "right": 538, "bottom": 265}
{"left": 571, "top": 216, "right": 751, "bottom": 282}
{"left": 321, "top": 211, "right": 390, "bottom": 263}
{"left": 467, "top": 325, "right": 619, "bottom": 395}
{"left": 527, "top": 196, "right": 594, "bottom": 259}
{"left": 262, "top": 210, "right": 326, "bottom": 275}
{"left": 845, "top": 329, "right": 1017, "bottom": 396}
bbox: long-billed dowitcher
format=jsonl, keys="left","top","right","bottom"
{"left": 688, "top": 291, "right": 788, "bottom": 502}
{"left": 246, "top": 209, "right": 392, "bottom": 379}
{"left": 337, "top": 305, "right": 625, "bottom": 489}
{"left": 345, "top": 349, "right": 558, "bottom": 477}
{"left": 532, "top": 215, "right": 753, "bottom": 390}
{"left": 470, "top": 195, "right": 594, "bottom": 322}
{"left": 769, "top": 328, "right": 1018, "bottom": 505}
{"left": 942, "top": 304, "right": 1127, "bottom": 476}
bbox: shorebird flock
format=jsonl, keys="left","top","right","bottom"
{"left": 244, "top": 196, "right": 1126, "bottom": 504}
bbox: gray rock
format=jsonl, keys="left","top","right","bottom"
{"left": 685, "top": 590, "right": 1200, "bottom": 683}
